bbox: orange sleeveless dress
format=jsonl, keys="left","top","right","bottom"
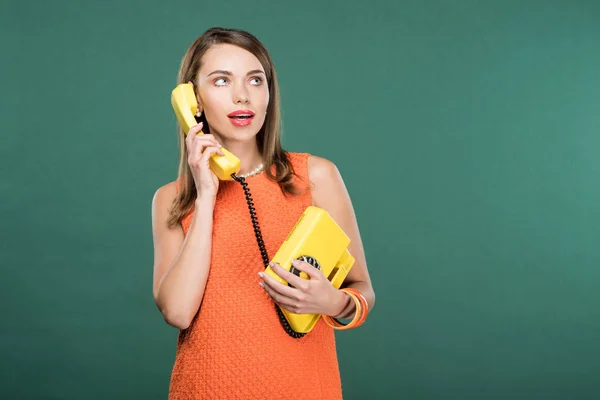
{"left": 168, "top": 152, "right": 343, "bottom": 399}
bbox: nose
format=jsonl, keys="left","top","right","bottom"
{"left": 233, "top": 82, "right": 250, "bottom": 104}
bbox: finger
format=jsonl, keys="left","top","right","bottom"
{"left": 192, "top": 132, "right": 218, "bottom": 145}
{"left": 189, "top": 137, "right": 221, "bottom": 164}
{"left": 186, "top": 122, "right": 204, "bottom": 140}
{"left": 193, "top": 134, "right": 221, "bottom": 151}
{"left": 278, "top": 302, "right": 301, "bottom": 314}
{"left": 259, "top": 280, "right": 297, "bottom": 309}
{"left": 199, "top": 146, "right": 225, "bottom": 164}
{"left": 260, "top": 271, "right": 302, "bottom": 300}
{"left": 269, "top": 262, "right": 309, "bottom": 291}
{"left": 185, "top": 122, "right": 203, "bottom": 149}
{"left": 189, "top": 134, "right": 210, "bottom": 166}
{"left": 290, "top": 259, "right": 323, "bottom": 280}
{"left": 187, "top": 127, "right": 218, "bottom": 158}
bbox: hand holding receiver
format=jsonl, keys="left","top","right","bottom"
{"left": 185, "top": 122, "right": 222, "bottom": 199}
{"left": 171, "top": 83, "right": 240, "bottom": 180}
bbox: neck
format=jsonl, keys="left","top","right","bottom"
{"left": 216, "top": 136, "right": 263, "bottom": 176}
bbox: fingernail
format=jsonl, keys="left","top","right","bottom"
{"left": 292, "top": 259, "right": 298, "bottom": 265}
{"left": 259, "top": 282, "right": 264, "bottom": 288}
{"left": 258, "top": 272, "right": 264, "bottom": 278}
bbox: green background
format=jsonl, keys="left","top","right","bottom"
{"left": 2, "top": 0, "right": 599, "bottom": 399}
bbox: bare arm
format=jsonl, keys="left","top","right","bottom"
{"left": 151, "top": 182, "right": 216, "bottom": 330}
{"left": 308, "top": 155, "right": 376, "bottom": 319}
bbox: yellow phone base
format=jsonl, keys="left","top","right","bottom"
{"left": 265, "top": 206, "right": 355, "bottom": 333}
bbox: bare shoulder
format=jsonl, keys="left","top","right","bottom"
{"left": 152, "top": 181, "right": 178, "bottom": 208}
{"left": 307, "top": 154, "right": 338, "bottom": 176}
{"left": 151, "top": 180, "right": 182, "bottom": 235}
{"left": 307, "top": 155, "right": 348, "bottom": 208}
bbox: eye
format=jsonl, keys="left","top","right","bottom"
{"left": 214, "top": 77, "right": 228, "bottom": 86}
{"left": 249, "top": 76, "right": 263, "bottom": 85}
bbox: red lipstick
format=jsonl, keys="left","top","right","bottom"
{"left": 228, "top": 109, "right": 255, "bottom": 127}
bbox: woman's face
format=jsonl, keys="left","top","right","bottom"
{"left": 195, "top": 44, "right": 269, "bottom": 142}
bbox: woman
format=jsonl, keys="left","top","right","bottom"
{"left": 151, "top": 27, "right": 375, "bottom": 399}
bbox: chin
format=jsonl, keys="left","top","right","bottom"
{"left": 219, "top": 128, "right": 260, "bottom": 142}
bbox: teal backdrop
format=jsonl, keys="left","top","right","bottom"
{"left": 2, "top": 0, "right": 599, "bottom": 399}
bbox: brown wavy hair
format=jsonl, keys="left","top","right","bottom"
{"left": 167, "top": 27, "right": 303, "bottom": 228}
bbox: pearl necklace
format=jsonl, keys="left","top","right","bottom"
{"left": 237, "top": 163, "right": 264, "bottom": 179}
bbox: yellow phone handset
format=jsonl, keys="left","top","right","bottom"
{"left": 171, "top": 83, "right": 240, "bottom": 180}
{"left": 264, "top": 206, "right": 355, "bottom": 334}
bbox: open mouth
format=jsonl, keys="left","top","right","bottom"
{"left": 229, "top": 114, "right": 253, "bottom": 120}
{"left": 228, "top": 110, "right": 255, "bottom": 126}
{"left": 228, "top": 110, "right": 255, "bottom": 118}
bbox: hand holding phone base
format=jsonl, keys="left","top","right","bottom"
{"left": 264, "top": 206, "right": 355, "bottom": 336}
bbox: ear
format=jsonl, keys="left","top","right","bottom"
{"left": 188, "top": 80, "right": 204, "bottom": 113}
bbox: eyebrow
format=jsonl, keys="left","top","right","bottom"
{"left": 207, "top": 69, "right": 266, "bottom": 77}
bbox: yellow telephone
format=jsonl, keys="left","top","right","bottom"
{"left": 265, "top": 206, "right": 355, "bottom": 334}
{"left": 171, "top": 83, "right": 241, "bottom": 180}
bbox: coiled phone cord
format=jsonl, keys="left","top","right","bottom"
{"left": 232, "top": 173, "right": 306, "bottom": 339}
